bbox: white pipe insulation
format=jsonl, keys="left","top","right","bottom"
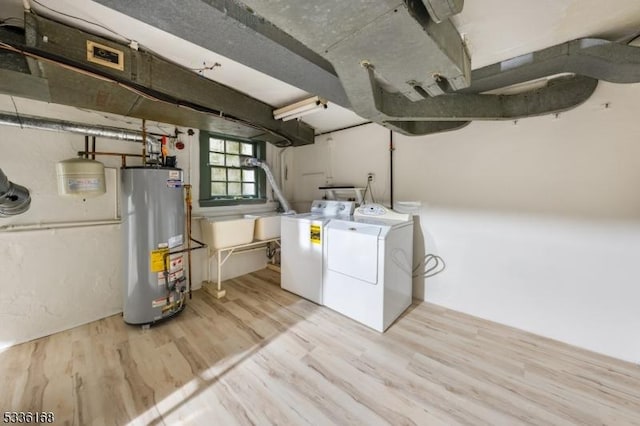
{"left": 243, "top": 157, "right": 295, "bottom": 214}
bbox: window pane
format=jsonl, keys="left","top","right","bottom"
{"left": 227, "top": 169, "right": 241, "bottom": 181}
{"left": 226, "top": 141, "right": 239, "bottom": 154}
{"left": 209, "top": 138, "right": 224, "bottom": 152}
{"left": 242, "top": 183, "right": 255, "bottom": 196}
{"left": 226, "top": 155, "right": 240, "bottom": 167}
{"left": 242, "top": 169, "right": 255, "bottom": 182}
{"left": 209, "top": 152, "right": 225, "bottom": 166}
{"left": 211, "top": 182, "right": 227, "bottom": 196}
{"left": 241, "top": 143, "right": 253, "bottom": 156}
{"left": 228, "top": 182, "right": 241, "bottom": 196}
{"left": 211, "top": 167, "right": 226, "bottom": 181}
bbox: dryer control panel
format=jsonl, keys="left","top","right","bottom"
{"left": 354, "top": 203, "right": 411, "bottom": 222}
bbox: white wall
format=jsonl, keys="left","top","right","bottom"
{"left": 287, "top": 82, "right": 640, "bottom": 363}
{"left": 0, "top": 95, "right": 278, "bottom": 349}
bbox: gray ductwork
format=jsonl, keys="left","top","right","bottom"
{"left": 0, "top": 168, "right": 31, "bottom": 217}
{"left": 204, "top": 0, "right": 596, "bottom": 136}
{"left": 95, "top": 0, "right": 640, "bottom": 137}
{"left": 4, "top": 2, "right": 639, "bottom": 140}
{"left": 0, "top": 13, "right": 315, "bottom": 147}
{"left": 371, "top": 74, "right": 599, "bottom": 121}
{"left": 461, "top": 38, "right": 640, "bottom": 94}
{"left": 243, "top": 157, "right": 294, "bottom": 214}
{"left": 239, "top": 0, "right": 471, "bottom": 100}
{"left": 0, "top": 112, "right": 161, "bottom": 157}
{"left": 421, "top": 0, "right": 464, "bottom": 23}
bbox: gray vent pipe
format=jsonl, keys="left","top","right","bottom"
{"left": 243, "top": 157, "right": 295, "bottom": 214}
{"left": 0, "top": 168, "right": 31, "bottom": 217}
{"left": 0, "top": 112, "right": 160, "bottom": 156}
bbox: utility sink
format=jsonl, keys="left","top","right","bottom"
{"left": 200, "top": 215, "right": 256, "bottom": 254}
{"left": 244, "top": 212, "right": 282, "bottom": 240}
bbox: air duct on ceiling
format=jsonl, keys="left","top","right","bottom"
{"left": 99, "top": 0, "right": 640, "bottom": 137}
{"left": 0, "top": 13, "right": 315, "bottom": 147}
{"left": 0, "top": 168, "right": 31, "bottom": 217}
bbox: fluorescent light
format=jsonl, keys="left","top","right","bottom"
{"left": 273, "top": 96, "right": 328, "bottom": 121}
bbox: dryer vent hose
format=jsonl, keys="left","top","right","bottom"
{"left": 243, "top": 158, "right": 295, "bottom": 214}
{"left": 0, "top": 168, "right": 31, "bottom": 217}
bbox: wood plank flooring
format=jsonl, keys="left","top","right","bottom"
{"left": 2, "top": 268, "right": 640, "bottom": 425}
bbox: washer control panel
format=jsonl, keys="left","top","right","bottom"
{"left": 310, "top": 200, "right": 355, "bottom": 216}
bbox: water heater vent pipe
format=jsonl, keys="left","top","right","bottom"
{"left": 243, "top": 157, "right": 295, "bottom": 214}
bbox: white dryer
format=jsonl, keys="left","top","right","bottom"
{"left": 323, "top": 204, "right": 413, "bottom": 331}
{"left": 280, "top": 200, "right": 355, "bottom": 304}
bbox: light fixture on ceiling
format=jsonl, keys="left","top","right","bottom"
{"left": 273, "top": 96, "right": 328, "bottom": 121}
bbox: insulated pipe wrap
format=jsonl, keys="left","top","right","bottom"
{"left": 0, "top": 168, "right": 31, "bottom": 217}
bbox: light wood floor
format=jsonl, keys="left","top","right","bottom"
{"left": 2, "top": 269, "right": 640, "bottom": 425}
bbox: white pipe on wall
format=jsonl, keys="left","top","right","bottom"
{"left": 0, "top": 219, "right": 121, "bottom": 233}
{"left": 0, "top": 167, "right": 120, "bottom": 232}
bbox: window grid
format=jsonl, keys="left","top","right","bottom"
{"left": 209, "top": 138, "right": 258, "bottom": 199}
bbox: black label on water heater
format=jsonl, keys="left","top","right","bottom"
{"left": 167, "top": 179, "right": 183, "bottom": 188}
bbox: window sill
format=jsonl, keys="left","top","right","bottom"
{"left": 198, "top": 198, "right": 268, "bottom": 208}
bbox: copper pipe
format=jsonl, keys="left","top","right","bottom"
{"left": 76, "top": 151, "right": 145, "bottom": 157}
{"left": 91, "top": 136, "right": 96, "bottom": 160}
{"left": 184, "top": 184, "right": 193, "bottom": 299}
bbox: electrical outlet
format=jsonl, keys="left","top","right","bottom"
{"left": 367, "top": 172, "right": 375, "bottom": 183}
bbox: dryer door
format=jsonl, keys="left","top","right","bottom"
{"left": 326, "top": 221, "right": 380, "bottom": 284}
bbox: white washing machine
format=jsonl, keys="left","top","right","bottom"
{"left": 281, "top": 200, "right": 355, "bottom": 304}
{"left": 323, "top": 204, "right": 413, "bottom": 331}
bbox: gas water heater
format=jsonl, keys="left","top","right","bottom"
{"left": 121, "top": 167, "right": 186, "bottom": 325}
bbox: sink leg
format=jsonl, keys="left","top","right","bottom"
{"left": 214, "top": 250, "right": 226, "bottom": 299}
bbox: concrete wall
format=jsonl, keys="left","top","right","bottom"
{"left": 0, "top": 95, "right": 277, "bottom": 350}
{"left": 286, "top": 81, "right": 640, "bottom": 363}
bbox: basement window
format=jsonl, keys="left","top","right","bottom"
{"left": 199, "top": 132, "right": 267, "bottom": 207}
